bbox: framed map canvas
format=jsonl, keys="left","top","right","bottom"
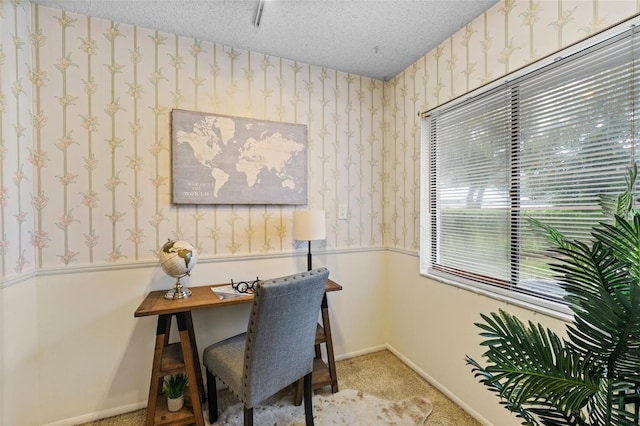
{"left": 171, "top": 110, "right": 308, "bottom": 205}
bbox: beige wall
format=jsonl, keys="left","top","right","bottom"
{"left": 1, "top": 0, "right": 640, "bottom": 425}
{"left": 32, "top": 251, "right": 387, "bottom": 424}
{"left": 384, "top": 1, "right": 640, "bottom": 425}
{"left": 385, "top": 252, "right": 572, "bottom": 425}
{"left": 1, "top": 0, "right": 38, "bottom": 425}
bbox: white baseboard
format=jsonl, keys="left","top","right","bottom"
{"left": 333, "top": 343, "right": 491, "bottom": 425}
{"left": 41, "top": 401, "right": 147, "bottom": 426}
{"left": 42, "top": 344, "right": 487, "bottom": 426}
{"left": 40, "top": 347, "right": 386, "bottom": 425}
{"left": 385, "top": 344, "right": 492, "bottom": 426}
{"left": 334, "top": 344, "right": 388, "bottom": 362}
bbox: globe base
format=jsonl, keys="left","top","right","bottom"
{"left": 164, "top": 281, "right": 192, "bottom": 300}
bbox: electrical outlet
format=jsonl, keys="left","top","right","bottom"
{"left": 338, "top": 204, "right": 347, "bottom": 220}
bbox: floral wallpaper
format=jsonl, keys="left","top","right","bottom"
{"left": 384, "top": 0, "right": 640, "bottom": 251}
{"left": 0, "top": 0, "right": 33, "bottom": 277}
{"left": 3, "top": 2, "right": 385, "bottom": 273}
{"left": 0, "top": 0, "right": 638, "bottom": 280}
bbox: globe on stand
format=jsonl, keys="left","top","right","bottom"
{"left": 159, "top": 239, "right": 198, "bottom": 300}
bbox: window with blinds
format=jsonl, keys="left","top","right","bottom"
{"left": 421, "top": 25, "right": 640, "bottom": 309}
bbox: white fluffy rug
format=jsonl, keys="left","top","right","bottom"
{"left": 212, "top": 389, "right": 433, "bottom": 425}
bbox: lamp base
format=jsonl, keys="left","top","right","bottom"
{"left": 164, "top": 280, "right": 192, "bottom": 300}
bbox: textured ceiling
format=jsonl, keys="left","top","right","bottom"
{"left": 30, "top": 0, "right": 500, "bottom": 81}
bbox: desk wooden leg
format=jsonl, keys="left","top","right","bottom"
{"left": 294, "top": 293, "right": 339, "bottom": 406}
{"left": 176, "top": 313, "right": 205, "bottom": 426}
{"left": 320, "top": 296, "right": 339, "bottom": 394}
{"left": 145, "top": 314, "right": 171, "bottom": 426}
{"left": 184, "top": 312, "right": 205, "bottom": 402}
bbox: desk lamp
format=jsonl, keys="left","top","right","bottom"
{"left": 293, "top": 210, "right": 326, "bottom": 271}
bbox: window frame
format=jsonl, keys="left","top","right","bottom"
{"left": 419, "top": 18, "right": 640, "bottom": 316}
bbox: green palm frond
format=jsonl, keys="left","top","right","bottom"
{"left": 587, "top": 380, "right": 640, "bottom": 425}
{"left": 548, "top": 215, "right": 640, "bottom": 384}
{"left": 472, "top": 311, "right": 601, "bottom": 412}
{"left": 468, "top": 164, "right": 640, "bottom": 425}
{"left": 598, "top": 163, "right": 636, "bottom": 221}
{"left": 528, "top": 216, "right": 572, "bottom": 252}
{"left": 466, "top": 355, "right": 539, "bottom": 425}
{"left": 594, "top": 215, "right": 640, "bottom": 275}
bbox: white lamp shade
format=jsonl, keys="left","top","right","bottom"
{"left": 293, "top": 210, "right": 326, "bottom": 241}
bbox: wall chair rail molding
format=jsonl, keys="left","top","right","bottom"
{"left": 0, "top": 270, "right": 38, "bottom": 290}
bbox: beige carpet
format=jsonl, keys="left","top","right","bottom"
{"left": 215, "top": 389, "right": 432, "bottom": 425}
{"left": 80, "top": 350, "right": 480, "bottom": 425}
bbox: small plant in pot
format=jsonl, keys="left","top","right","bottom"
{"left": 163, "top": 373, "right": 188, "bottom": 412}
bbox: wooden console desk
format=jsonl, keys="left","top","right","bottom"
{"left": 135, "top": 279, "right": 342, "bottom": 426}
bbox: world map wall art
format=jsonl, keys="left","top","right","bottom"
{"left": 171, "top": 110, "right": 308, "bottom": 205}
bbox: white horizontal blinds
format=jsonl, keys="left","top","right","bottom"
{"left": 516, "top": 29, "right": 639, "bottom": 299}
{"left": 429, "top": 86, "right": 511, "bottom": 285}
{"left": 426, "top": 26, "right": 640, "bottom": 303}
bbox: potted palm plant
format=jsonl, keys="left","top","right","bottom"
{"left": 467, "top": 165, "right": 640, "bottom": 425}
{"left": 163, "top": 373, "right": 188, "bottom": 412}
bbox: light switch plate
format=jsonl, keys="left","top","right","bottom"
{"left": 338, "top": 204, "right": 347, "bottom": 220}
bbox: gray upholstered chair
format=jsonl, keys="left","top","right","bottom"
{"left": 202, "top": 267, "right": 329, "bottom": 426}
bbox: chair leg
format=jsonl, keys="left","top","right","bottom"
{"left": 206, "top": 369, "right": 218, "bottom": 424}
{"left": 243, "top": 406, "right": 253, "bottom": 426}
{"left": 294, "top": 377, "right": 304, "bottom": 406}
{"left": 304, "top": 372, "right": 314, "bottom": 426}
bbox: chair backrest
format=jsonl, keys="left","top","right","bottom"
{"left": 242, "top": 267, "right": 329, "bottom": 406}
